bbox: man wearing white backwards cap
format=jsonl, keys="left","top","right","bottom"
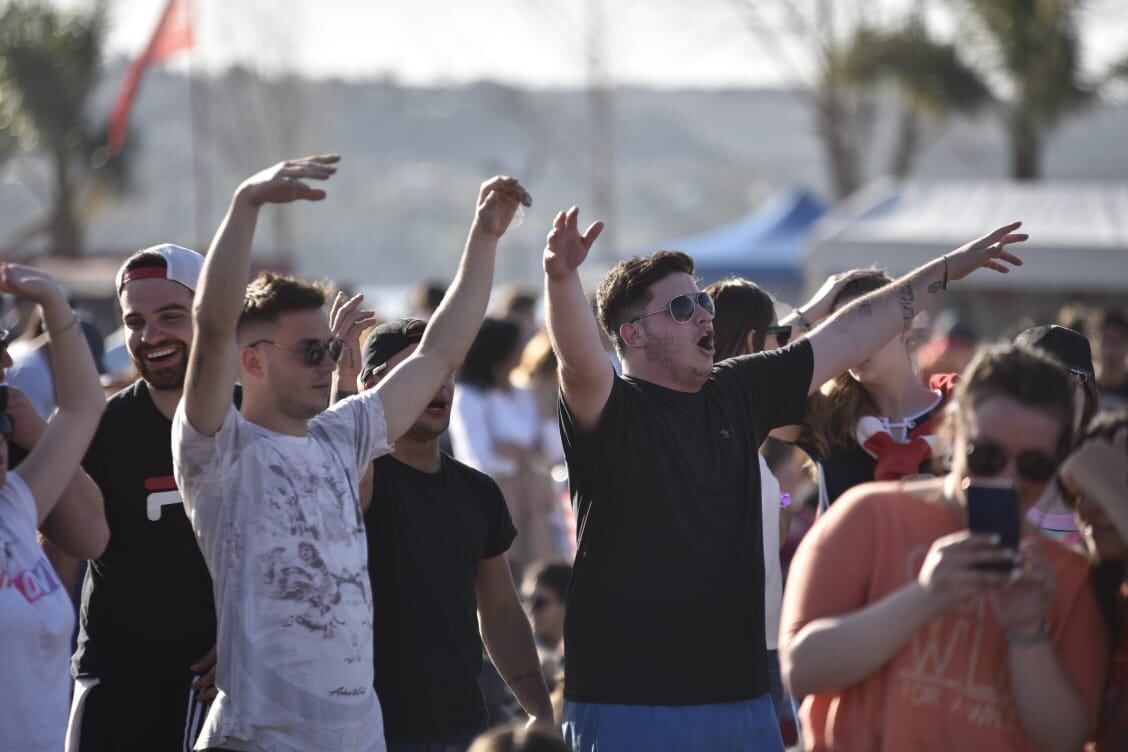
{"left": 66, "top": 244, "right": 220, "bottom": 751}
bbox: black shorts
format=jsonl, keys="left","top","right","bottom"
{"left": 68, "top": 675, "right": 210, "bottom": 751}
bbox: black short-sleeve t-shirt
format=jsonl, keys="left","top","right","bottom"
{"left": 366, "top": 452, "right": 517, "bottom": 742}
{"left": 560, "top": 340, "right": 813, "bottom": 706}
{"left": 73, "top": 379, "right": 217, "bottom": 681}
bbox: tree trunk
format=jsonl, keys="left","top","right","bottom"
{"left": 889, "top": 104, "right": 922, "bottom": 179}
{"left": 1009, "top": 109, "right": 1041, "bottom": 181}
{"left": 48, "top": 141, "right": 82, "bottom": 257}
{"left": 816, "top": 84, "right": 862, "bottom": 199}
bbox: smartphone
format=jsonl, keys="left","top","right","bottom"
{"left": 965, "top": 478, "right": 1020, "bottom": 572}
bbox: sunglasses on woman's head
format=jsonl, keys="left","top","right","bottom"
{"left": 248, "top": 337, "right": 344, "bottom": 367}
{"left": 965, "top": 439, "right": 1059, "bottom": 484}
{"left": 632, "top": 292, "right": 715, "bottom": 325}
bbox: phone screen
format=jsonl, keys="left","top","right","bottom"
{"left": 965, "top": 479, "right": 1020, "bottom": 572}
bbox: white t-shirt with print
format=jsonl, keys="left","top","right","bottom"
{"left": 172, "top": 391, "right": 392, "bottom": 752}
{"left": 0, "top": 472, "right": 75, "bottom": 751}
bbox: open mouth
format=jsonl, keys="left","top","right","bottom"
{"left": 697, "top": 331, "right": 715, "bottom": 354}
{"left": 425, "top": 399, "right": 449, "bottom": 414}
{"left": 141, "top": 346, "right": 180, "bottom": 365}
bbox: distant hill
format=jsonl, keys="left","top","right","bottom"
{"left": 3, "top": 65, "right": 1127, "bottom": 292}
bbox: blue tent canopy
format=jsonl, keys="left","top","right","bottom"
{"left": 666, "top": 188, "right": 825, "bottom": 289}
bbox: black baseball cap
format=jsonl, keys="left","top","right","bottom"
{"left": 360, "top": 318, "right": 427, "bottom": 382}
{"left": 1014, "top": 325, "right": 1094, "bottom": 379}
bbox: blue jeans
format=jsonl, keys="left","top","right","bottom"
{"left": 562, "top": 694, "right": 784, "bottom": 752}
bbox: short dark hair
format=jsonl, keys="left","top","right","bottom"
{"left": 954, "top": 344, "right": 1075, "bottom": 457}
{"left": 498, "top": 285, "right": 538, "bottom": 317}
{"left": 831, "top": 271, "right": 893, "bottom": 311}
{"left": 705, "top": 277, "right": 776, "bottom": 361}
{"left": 410, "top": 280, "right": 447, "bottom": 317}
{"left": 1099, "top": 308, "right": 1128, "bottom": 335}
{"left": 456, "top": 317, "right": 522, "bottom": 389}
{"left": 596, "top": 251, "right": 695, "bottom": 355}
{"left": 238, "top": 272, "right": 329, "bottom": 335}
{"left": 118, "top": 249, "right": 169, "bottom": 286}
{"left": 522, "top": 560, "right": 572, "bottom": 601}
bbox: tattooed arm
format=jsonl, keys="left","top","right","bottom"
{"left": 803, "top": 222, "right": 1027, "bottom": 394}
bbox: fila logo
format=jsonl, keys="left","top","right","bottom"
{"left": 719, "top": 428, "right": 733, "bottom": 439}
{"left": 145, "top": 475, "right": 183, "bottom": 521}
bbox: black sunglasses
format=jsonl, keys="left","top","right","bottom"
{"left": 966, "top": 439, "right": 1059, "bottom": 484}
{"left": 632, "top": 292, "right": 715, "bottom": 325}
{"left": 766, "top": 324, "right": 792, "bottom": 347}
{"left": 248, "top": 337, "right": 344, "bottom": 367}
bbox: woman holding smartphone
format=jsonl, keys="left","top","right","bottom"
{"left": 779, "top": 345, "right": 1107, "bottom": 751}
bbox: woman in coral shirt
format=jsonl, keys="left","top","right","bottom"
{"left": 780, "top": 345, "right": 1108, "bottom": 751}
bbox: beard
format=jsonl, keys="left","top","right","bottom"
{"left": 130, "top": 339, "right": 188, "bottom": 391}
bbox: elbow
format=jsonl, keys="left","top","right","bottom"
{"left": 80, "top": 524, "right": 110, "bottom": 560}
{"left": 780, "top": 649, "right": 813, "bottom": 699}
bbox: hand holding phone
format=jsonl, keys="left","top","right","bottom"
{"left": 964, "top": 479, "right": 1020, "bottom": 572}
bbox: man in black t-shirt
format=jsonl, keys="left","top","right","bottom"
{"left": 67, "top": 244, "right": 218, "bottom": 751}
{"left": 349, "top": 319, "right": 552, "bottom": 751}
{"left": 541, "top": 207, "right": 1030, "bottom": 751}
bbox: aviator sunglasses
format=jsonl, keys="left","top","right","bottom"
{"left": 766, "top": 324, "right": 792, "bottom": 348}
{"left": 632, "top": 292, "right": 715, "bottom": 324}
{"left": 248, "top": 337, "right": 344, "bottom": 367}
{"left": 965, "top": 439, "right": 1059, "bottom": 484}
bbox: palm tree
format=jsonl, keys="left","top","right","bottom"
{"left": 959, "top": 0, "right": 1090, "bottom": 180}
{"left": 0, "top": 0, "right": 130, "bottom": 257}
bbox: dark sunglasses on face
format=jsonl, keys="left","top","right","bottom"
{"left": 632, "top": 292, "right": 715, "bottom": 325}
{"left": 965, "top": 439, "right": 1059, "bottom": 484}
{"left": 766, "top": 324, "right": 792, "bottom": 347}
{"left": 248, "top": 337, "right": 344, "bottom": 367}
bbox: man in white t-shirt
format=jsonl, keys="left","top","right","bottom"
{"left": 171, "top": 155, "right": 531, "bottom": 752}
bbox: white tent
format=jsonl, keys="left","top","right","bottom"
{"left": 806, "top": 179, "right": 1128, "bottom": 294}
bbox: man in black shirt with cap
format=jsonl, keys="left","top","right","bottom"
{"left": 345, "top": 318, "right": 552, "bottom": 751}
{"left": 66, "top": 244, "right": 218, "bottom": 751}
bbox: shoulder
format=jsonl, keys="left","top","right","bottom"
{"left": 103, "top": 379, "right": 147, "bottom": 412}
{"left": 441, "top": 452, "right": 504, "bottom": 493}
{"left": 828, "top": 480, "right": 935, "bottom": 526}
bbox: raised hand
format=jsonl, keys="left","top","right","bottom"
{"left": 328, "top": 291, "right": 377, "bottom": 390}
{"left": 543, "top": 207, "right": 604, "bottom": 281}
{"left": 475, "top": 176, "right": 532, "bottom": 239}
{"left": 0, "top": 262, "right": 66, "bottom": 307}
{"left": 945, "top": 221, "right": 1028, "bottom": 281}
{"left": 237, "top": 155, "right": 340, "bottom": 207}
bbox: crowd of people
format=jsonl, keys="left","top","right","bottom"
{"left": 2, "top": 153, "right": 1127, "bottom": 752}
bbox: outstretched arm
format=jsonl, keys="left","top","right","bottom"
{"left": 376, "top": 177, "right": 531, "bottom": 443}
{"left": 184, "top": 155, "right": 339, "bottom": 436}
{"left": 805, "top": 223, "right": 1027, "bottom": 393}
{"left": 0, "top": 264, "right": 105, "bottom": 524}
{"left": 543, "top": 208, "right": 610, "bottom": 432}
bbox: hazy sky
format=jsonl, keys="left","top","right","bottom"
{"left": 48, "top": 0, "right": 1128, "bottom": 89}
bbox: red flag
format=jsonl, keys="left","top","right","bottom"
{"left": 107, "top": 0, "right": 193, "bottom": 155}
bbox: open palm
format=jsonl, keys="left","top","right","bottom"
{"left": 240, "top": 154, "right": 340, "bottom": 207}
{"left": 0, "top": 262, "right": 64, "bottom": 305}
{"left": 544, "top": 207, "right": 604, "bottom": 280}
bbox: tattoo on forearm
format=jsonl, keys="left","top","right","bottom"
{"left": 927, "top": 278, "right": 943, "bottom": 295}
{"left": 897, "top": 284, "right": 915, "bottom": 331}
{"left": 190, "top": 354, "right": 203, "bottom": 391}
{"left": 508, "top": 671, "right": 542, "bottom": 684}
